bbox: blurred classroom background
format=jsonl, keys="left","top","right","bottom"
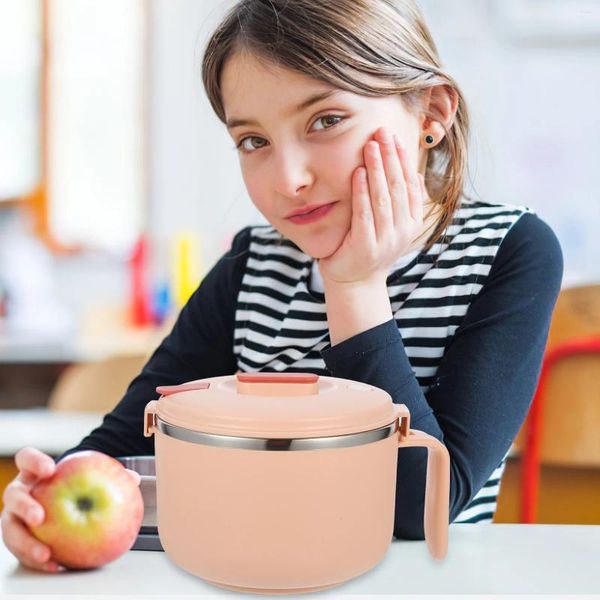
{"left": 0, "top": 0, "right": 599, "bottom": 524}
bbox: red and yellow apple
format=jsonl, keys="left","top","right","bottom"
{"left": 30, "top": 450, "right": 144, "bottom": 570}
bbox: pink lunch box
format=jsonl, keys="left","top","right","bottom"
{"left": 144, "top": 372, "right": 450, "bottom": 594}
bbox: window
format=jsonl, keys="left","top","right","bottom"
{"left": 0, "top": 0, "right": 148, "bottom": 255}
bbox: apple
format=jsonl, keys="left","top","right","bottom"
{"left": 30, "top": 450, "right": 144, "bottom": 570}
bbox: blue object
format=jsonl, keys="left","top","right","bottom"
{"left": 152, "top": 282, "right": 171, "bottom": 325}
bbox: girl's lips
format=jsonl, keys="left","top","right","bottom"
{"left": 287, "top": 202, "right": 337, "bottom": 225}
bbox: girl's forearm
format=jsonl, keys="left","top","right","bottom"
{"left": 322, "top": 277, "right": 393, "bottom": 346}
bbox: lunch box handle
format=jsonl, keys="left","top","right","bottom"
{"left": 144, "top": 400, "right": 158, "bottom": 437}
{"left": 394, "top": 404, "right": 450, "bottom": 560}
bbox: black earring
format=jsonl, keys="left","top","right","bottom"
{"left": 425, "top": 134, "right": 435, "bottom": 145}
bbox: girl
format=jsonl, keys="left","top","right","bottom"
{"left": 2, "top": 0, "right": 563, "bottom": 573}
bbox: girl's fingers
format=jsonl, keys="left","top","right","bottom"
{"left": 125, "top": 468, "right": 141, "bottom": 486}
{"left": 15, "top": 448, "right": 56, "bottom": 488}
{"left": 351, "top": 167, "right": 376, "bottom": 251}
{"left": 2, "top": 482, "right": 45, "bottom": 530}
{"left": 2, "top": 512, "right": 64, "bottom": 573}
{"left": 380, "top": 133, "right": 409, "bottom": 229}
{"left": 365, "top": 140, "right": 395, "bottom": 240}
{"left": 394, "top": 136, "right": 424, "bottom": 224}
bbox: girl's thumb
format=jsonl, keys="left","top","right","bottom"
{"left": 125, "top": 468, "right": 141, "bottom": 486}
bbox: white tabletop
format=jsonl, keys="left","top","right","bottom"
{"left": 1, "top": 524, "right": 599, "bottom": 595}
{"left": 0, "top": 409, "right": 104, "bottom": 457}
{"left": 0, "top": 311, "right": 173, "bottom": 364}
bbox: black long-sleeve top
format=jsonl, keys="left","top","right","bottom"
{"left": 56, "top": 201, "right": 563, "bottom": 539}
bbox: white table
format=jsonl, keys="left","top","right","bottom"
{"left": 0, "top": 409, "right": 104, "bottom": 457}
{"left": 1, "top": 524, "right": 599, "bottom": 595}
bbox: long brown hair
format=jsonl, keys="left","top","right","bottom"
{"left": 201, "top": 0, "right": 471, "bottom": 251}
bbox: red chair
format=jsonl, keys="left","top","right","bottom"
{"left": 520, "top": 335, "right": 600, "bottom": 522}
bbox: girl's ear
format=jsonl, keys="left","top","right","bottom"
{"left": 420, "top": 85, "right": 459, "bottom": 145}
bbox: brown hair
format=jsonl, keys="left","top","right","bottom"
{"left": 201, "top": 0, "right": 472, "bottom": 251}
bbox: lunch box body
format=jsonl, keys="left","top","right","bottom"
{"left": 144, "top": 373, "right": 450, "bottom": 594}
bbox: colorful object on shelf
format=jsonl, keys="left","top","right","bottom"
{"left": 130, "top": 233, "right": 152, "bottom": 327}
{"left": 151, "top": 281, "right": 171, "bottom": 325}
{"left": 172, "top": 233, "right": 201, "bottom": 309}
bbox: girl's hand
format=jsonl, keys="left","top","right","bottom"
{"left": 1, "top": 447, "right": 65, "bottom": 573}
{"left": 1, "top": 447, "right": 141, "bottom": 573}
{"left": 318, "top": 126, "right": 426, "bottom": 286}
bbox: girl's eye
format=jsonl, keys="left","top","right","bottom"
{"left": 237, "top": 136, "right": 268, "bottom": 153}
{"left": 235, "top": 114, "right": 345, "bottom": 154}
{"left": 312, "top": 114, "right": 344, "bottom": 131}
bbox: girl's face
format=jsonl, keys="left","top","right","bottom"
{"left": 221, "top": 51, "right": 427, "bottom": 259}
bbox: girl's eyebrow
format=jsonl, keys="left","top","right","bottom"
{"left": 226, "top": 89, "right": 342, "bottom": 130}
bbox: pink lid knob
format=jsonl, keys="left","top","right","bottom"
{"left": 236, "top": 372, "right": 319, "bottom": 396}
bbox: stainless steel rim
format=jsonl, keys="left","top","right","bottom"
{"left": 156, "top": 417, "right": 399, "bottom": 451}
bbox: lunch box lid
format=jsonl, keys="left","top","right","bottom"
{"left": 152, "top": 373, "right": 399, "bottom": 439}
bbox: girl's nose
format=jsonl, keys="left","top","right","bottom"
{"left": 272, "top": 151, "right": 314, "bottom": 198}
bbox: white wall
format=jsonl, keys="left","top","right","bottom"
{"left": 148, "top": 0, "right": 600, "bottom": 284}
{"left": 419, "top": 0, "right": 600, "bottom": 286}
{"left": 44, "top": 0, "right": 600, "bottom": 323}
{"left": 148, "top": 0, "right": 264, "bottom": 276}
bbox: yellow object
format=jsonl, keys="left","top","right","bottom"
{"left": 172, "top": 233, "right": 202, "bottom": 308}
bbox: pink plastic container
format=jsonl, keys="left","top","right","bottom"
{"left": 144, "top": 372, "right": 450, "bottom": 594}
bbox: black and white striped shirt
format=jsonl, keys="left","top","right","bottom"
{"left": 233, "top": 198, "right": 561, "bottom": 525}
{"left": 60, "top": 198, "right": 563, "bottom": 536}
